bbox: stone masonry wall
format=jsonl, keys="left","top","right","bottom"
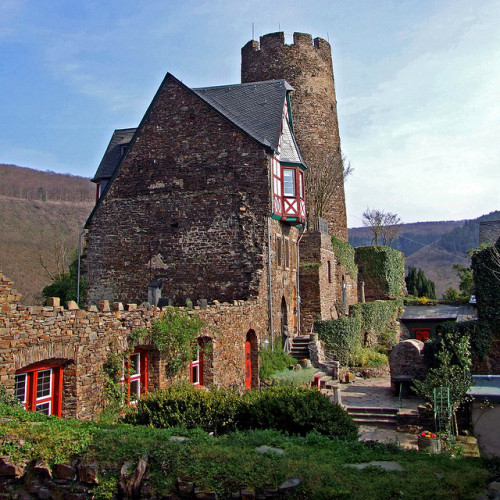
{"left": 85, "top": 76, "right": 270, "bottom": 306}
{"left": 242, "top": 32, "right": 348, "bottom": 241}
{"left": 0, "top": 270, "right": 268, "bottom": 419}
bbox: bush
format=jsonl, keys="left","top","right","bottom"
{"left": 269, "top": 367, "right": 316, "bottom": 386}
{"left": 239, "top": 387, "right": 358, "bottom": 440}
{"left": 259, "top": 342, "right": 296, "bottom": 378}
{"left": 349, "top": 345, "right": 388, "bottom": 367}
{"left": 125, "top": 384, "right": 358, "bottom": 440}
{"left": 315, "top": 317, "right": 361, "bottom": 365}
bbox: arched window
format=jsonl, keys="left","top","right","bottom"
{"left": 14, "top": 363, "right": 63, "bottom": 417}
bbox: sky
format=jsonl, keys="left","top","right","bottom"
{"left": 1, "top": 0, "right": 499, "bottom": 227}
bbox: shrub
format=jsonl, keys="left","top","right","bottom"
{"left": 269, "top": 367, "right": 316, "bottom": 386}
{"left": 315, "top": 317, "right": 361, "bottom": 365}
{"left": 349, "top": 345, "right": 388, "bottom": 367}
{"left": 125, "top": 384, "right": 358, "bottom": 440}
{"left": 258, "top": 342, "right": 296, "bottom": 378}
{"left": 239, "top": 387, "right": 358, "bottom": 440}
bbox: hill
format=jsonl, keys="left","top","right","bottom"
{"left": 0, "top": 165, "right": 94, "bottom": 304}
{"left": 349, "top": 211, "right": 500, "bottom": 297}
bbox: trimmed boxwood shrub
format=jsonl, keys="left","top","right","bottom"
{"left": 314, "top": 316, "right": 361, "bottom": 365}
{"left": 124, "top": 384, "right": 358, "bottom": 440}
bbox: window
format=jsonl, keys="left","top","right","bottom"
{"left": 299, "top": 171, "right": 304, "bottom": 199}
{"left": 283, "top": 168, "right": 296, "bottom": 197}
{"left": 121, "top": 350, "right": 147, "bottom": 405}
{"left": 276, "top": 236, "right": 282, "bottom": 268}
{"left": 284, "top": 238, "right": 290, "bottom": 269}
{"left": 328, "top": 261, "right": 332, "bottom": 283}
{"left": 190, "top": 340, "right": 204, "bottom": 386}
{"left": 14, "top": 364, "right": 63, "bottom": 417}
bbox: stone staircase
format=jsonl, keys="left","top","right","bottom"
{"left": 289, "top": 335, "right": 312, "bottom": 361}
{"left": 347, "top": 407, "right": 399, "bottom": 427}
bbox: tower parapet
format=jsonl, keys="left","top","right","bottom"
{"left": 241, "top": 32, "right": 348, "bottom": 240}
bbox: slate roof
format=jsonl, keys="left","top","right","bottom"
{"left": 193, "top": 79, "right": 304, "bottom": 164}
{"left": 92, "top": 128, "right": 136, "bottom": 182}
{"left": 400, "top": 305, "right": 477, "bottom": 322}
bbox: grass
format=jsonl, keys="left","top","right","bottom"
{"left": 0, "top": 403, "right": 490, "bottom": 499}
{"left": 269, "top": 367, "right": 316, "bottom": 386}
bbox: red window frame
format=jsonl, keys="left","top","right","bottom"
{"left": 120, "top": 350, "right": 148, "bottom": 405}
{"left": 14, "top": 363, "right": 63, "bottom": 417}
{"left": 190, "top": 340, "right": 204, "bottom": 386}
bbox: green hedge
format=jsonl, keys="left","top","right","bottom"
{"left": 314, "top": 317, "right": 361, "bottom": 365}
{"left": 472, "top": 240, "right": 500, "bottom": 333}
{"left": 331, "top": 236, "right": 358, "bottom": 279}
{"left": 355, "top": 246, "right": 405, "bottom": 299}
{"left": 125, "top": 384, "right": 358, "bottom": 440}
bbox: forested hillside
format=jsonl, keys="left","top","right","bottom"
{"left": 0, "top": 165, "right": 94, "bottom": 304}
{"left": 349, "top": 211, "right": 500, "bottom": 297}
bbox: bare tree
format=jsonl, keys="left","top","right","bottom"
{"left": 306, "top": 151, "right": 353, "bottom": 220}
{"left": 362, "top": 208, "right": 402, "bottom": 246}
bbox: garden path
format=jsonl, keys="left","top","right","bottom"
{"left": 339, "top": 375, "right": 422, "bottom": 450}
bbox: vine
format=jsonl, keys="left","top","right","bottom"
{"left": 131, "top": 308, "right": 203, "bottom": 376}
{"left": 331, "top": 236, "right": 358, "bottom": 279}
{"left": 355, "top": 245, "right": 405, "bottom": 298}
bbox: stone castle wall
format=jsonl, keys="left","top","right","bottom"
{"left": 0, "top": 270, "right": 267, "bottom": 419}
{"left": 85, "top": 76, "right": 271, "bottom": 307}
{"left": 241, "top": 32, "right": 348, "bottom": 241}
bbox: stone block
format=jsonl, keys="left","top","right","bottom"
{"left": 46, "top": 297, "right": 60, "bottom": 307}
{"left": 66, "top": 301, "right": 79, "bottom": 311}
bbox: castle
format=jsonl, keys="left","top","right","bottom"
{"left": 0, "top": 33, "right": 358, "bottom": 419}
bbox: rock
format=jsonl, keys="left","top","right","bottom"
{"left": 346, "top": 461, "right": 404, "bottom": 471}
{"left": 488, "top": 481, "right": 500, "bottom": 499}
{"left": 240, "top": 490, "right": 255, "bottom": 499}
{"left": 119, "top": 456, "right": 149, "bottom": 498}
{"left": 78, "top": 462, "right": 99, "bottom": 484}
{"left": 170, "top": 436, "right": 190, "bottom": 443}
{"left": 176, "top": 476, "right": 195, "bottom": 497}
{"left": 65, "top": 301, "right": 79, "bottom": 310}
{"left": 194, "top": 489, "right": 217, "bottom": 499}
{"left": 255, "top": 445, "right": 285, "bottom": 456}
{"left": 279, "top": 477, "right": 301, "bottom": 493}
{"left": 34, "top": 461, "right": 52, "bottom": 479}
{"left": 0, "top": 456, "right": 25, "bottom": 477}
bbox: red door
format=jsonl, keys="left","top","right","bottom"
{"left": 245, "top": 341, "right": 251, "bottom": 389}
{"left": 413, "top": 328, "right": 430, "bottom": 341}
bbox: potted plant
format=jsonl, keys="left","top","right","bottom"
{"left": 417, "top": 431, "right": 442, "bottom": 453}
{"left": 345, "top": 371, "right": 355, "bottom": 383}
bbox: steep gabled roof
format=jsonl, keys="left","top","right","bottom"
{"left": 92, "top": 128, "right": 136, "bottom": 182}
{"left": 193, "top": 79, "right": 293, "bottom": 152}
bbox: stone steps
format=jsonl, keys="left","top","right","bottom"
{"left": 289, "top": 335, "right": 312, "bottom": 360}
{"left": 348, "top": 407, "right": 399, "bottom": 427}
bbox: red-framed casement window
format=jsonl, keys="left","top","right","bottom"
{"left": 272, "top": 160, "right": 306, "bottom": 224}
{"left": 14, "top": 364, "right": 63, "bottom": 417}
{"left": 282, "top": 167, "right": 304, "bottom": 200}
{"left": 190, "top": 340, "right": 204, "bottom": 386}
{"left": 120, "top": 350, "right": 148, "bottom": 405}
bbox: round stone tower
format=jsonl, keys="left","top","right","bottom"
{"left": 241, "top": 32, "right": 348, "bottom": 241}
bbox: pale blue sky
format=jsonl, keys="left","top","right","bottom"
{"left": 1, "top": 0, "right": 499, "bottom": 226}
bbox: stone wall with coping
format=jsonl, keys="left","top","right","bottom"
{"left": 0, "top": 270, "right": 267, "bottom": 419}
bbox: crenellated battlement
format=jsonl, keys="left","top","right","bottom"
{"left": 242, "top": 31, "right": 331, "bottom": 61}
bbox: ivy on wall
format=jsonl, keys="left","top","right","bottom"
{"left": 350, "top": 299, "right": 402, "bottom": 348}
{"left": 331, "top": 236, "right": 358, "bottom": 279}
{"left": 472, "top": 239, "right": 500, "bottom": 334}
{"left": 314, "top": 317, "right": 361, "bottom": 365}
{"left": 355, "top": 246, "right": 405, "bottom": 298}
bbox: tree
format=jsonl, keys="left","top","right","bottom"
{"left": 362, "top": 208, "right": 401, "bottom": 246}
{"left": 405, "top": 266, "right": 436, "bottom": 299}
{"left": 452, "top": 263, "right": 474, "bottom": 296}
{"left": 42, "top": 256, "right": 86, "bottom": 306}
{"left": 306, "top": 152, "right": 353, "bottom": 220}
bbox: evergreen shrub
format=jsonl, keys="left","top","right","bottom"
{"left": 125, "top": 384, "right": 358, "bottom": 440}
{"left": 258, "top": 342, "right": 296, "bottom": 378}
